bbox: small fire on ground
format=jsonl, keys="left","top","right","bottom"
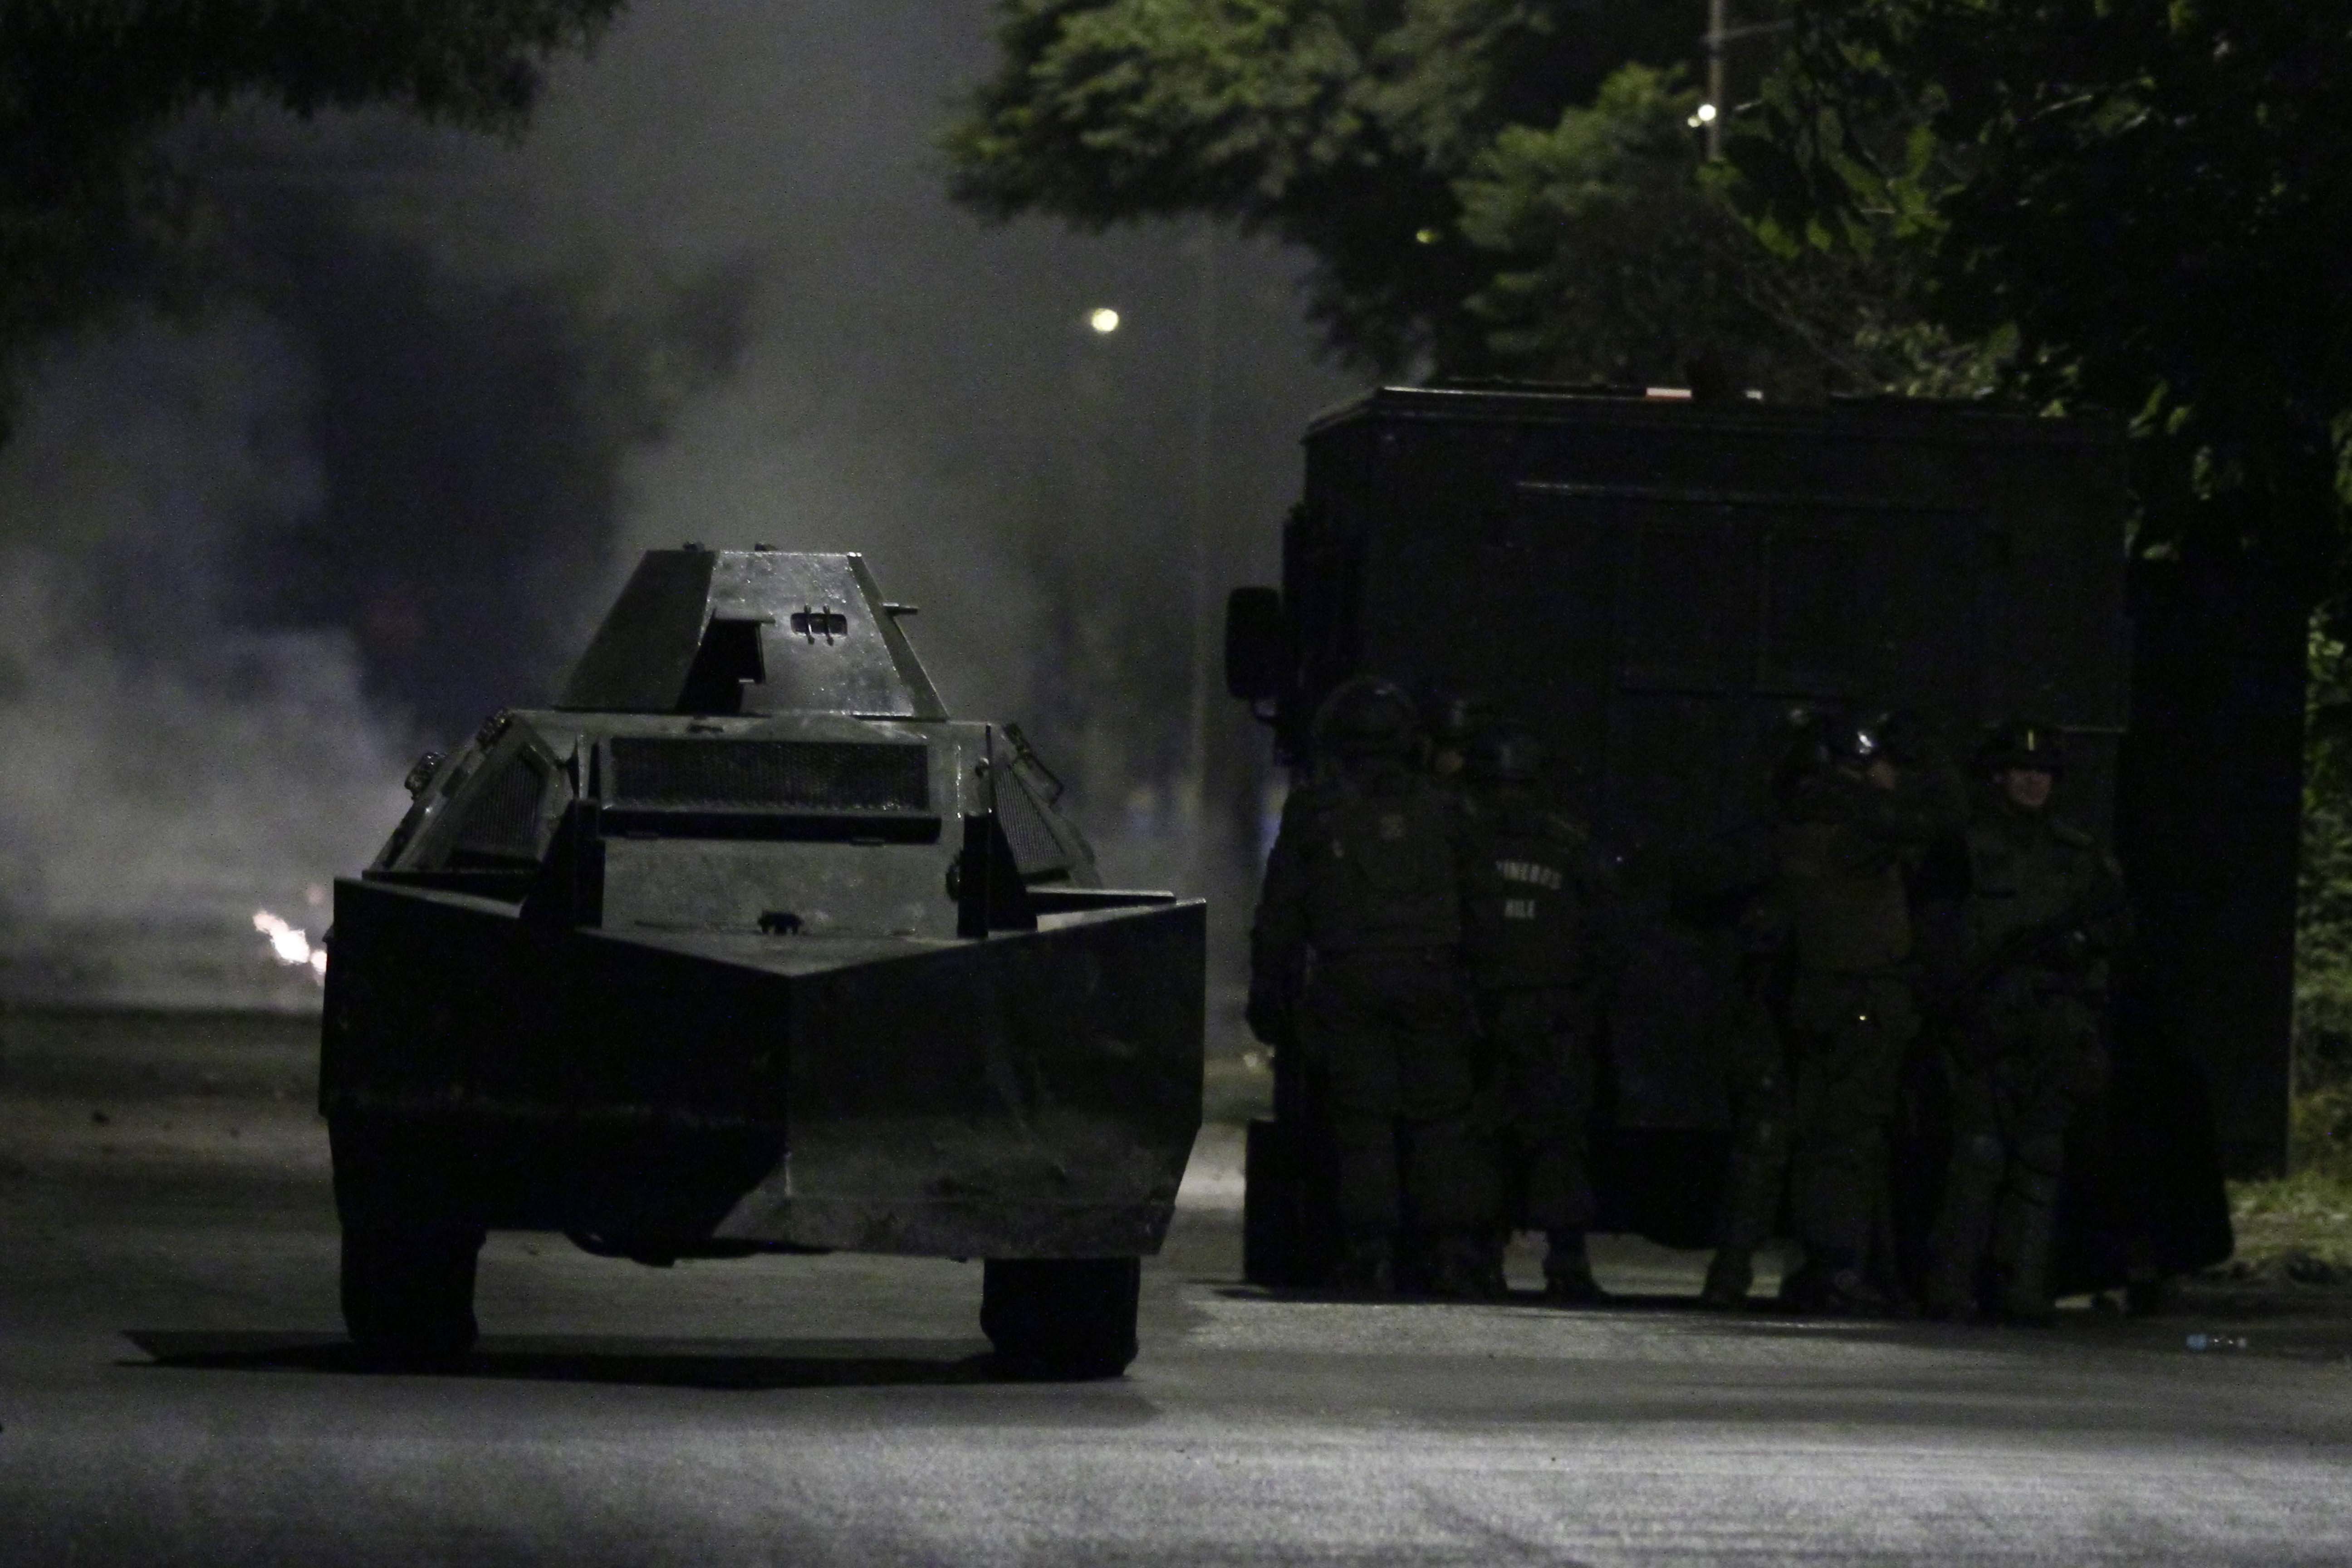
{"left": 253, "top": 910, "right": 328, "bottom": 984}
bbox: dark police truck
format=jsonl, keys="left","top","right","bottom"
{"left": 1226, "top": 383, "right": 2241, "bottom": 1295}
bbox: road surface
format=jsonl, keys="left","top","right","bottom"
{"left": 2, "top": 1009, "right": 2348, "bottom": 1565}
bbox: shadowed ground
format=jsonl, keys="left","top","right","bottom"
{"left": 3, "top": 1007, "right": 2350, "bottom": 1566}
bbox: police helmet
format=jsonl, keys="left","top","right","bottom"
{"left": 1772, "top": 704, "right": 1881, "bottom": 806}
{"left": 1977, "top": 720, "right": 2065, "bottom": 776}
{"left": 1420, "top": 688, "right": 1492, "bottom": 749}
{"left": 1866, "top": 708, "right": 1935, "bottom": 767}
{"left": 1465, "top": 721, "right": 1546, "bottom": 784}
{"left": 1825, "top": 715, "right": 1885, "bottom": 766}
{"left": 1779, "top": 703, "right": 1881, "bottom": 769}
{"left": 1313, "top": 675, "right": 1421, "bottom": 758}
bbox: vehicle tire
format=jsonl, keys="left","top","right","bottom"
{"left": 340, "top": 1221, "right": 485, "bottom": 1365}
{"left": 329, "top": 1112, "right": 485, "bottom": 1365}
{"left": 980, "top": 1257, "right": 1142, "bottom": 1380}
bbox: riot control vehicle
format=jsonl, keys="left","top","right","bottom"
{"left": 1227, "top": 384, "right": 2239, "bottom": 1297}
{"left": 324, "top": 549, "right": 1204, "bottom": 1377}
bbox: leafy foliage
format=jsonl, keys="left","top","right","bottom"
{"left": 1730, "top": 1, "right": 2352, "bottom": 578}
{"left": 949, "top": 1, "right": 1986, "bottom": 388}
{"left": 0, "top": 0, "right": 623, "bottom": 434}
{"left": 1452, "top": 61, "right": 1961, "bottom": 394}
{"left": 2301, "top": 630, "right": 2352, "bottom": 1096}
{"left": 2225, "top": 1166, "right": 2352, "bottom": 1268}
{"left": 958, "top": 0, "right": 1816, "bottom": 378}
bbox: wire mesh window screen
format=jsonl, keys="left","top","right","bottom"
{"left": 996, "top": 767, "right": 1074, "bottom": 879}
{"left": 609, "top": 739, "right": 930, "bottom": 812}
{"left": 451, "top": 756, "right": 549, "bottom": 862}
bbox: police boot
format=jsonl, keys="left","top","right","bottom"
{"left": 1779, "top": 1251, "right": 1890, "bottom": 1318}
{"left": 1700, "top": 1250, "right": 1753, "bottom": 1310}
{"left": 1921, "top": 1263, "right": 1985, "bottom": 1324}
{"left": 1992, "top": 1191, "right": 2061, "bottom": 1326}
{"left": 1477, "top": 1226, "right": 1512, "bottom": 1299}
{"left": 1921, "top": 1244, "right": 1988, "bottom": 1323}
{"left": 1542, "top": 1230, "right": 1610, "bottom": 1305}
{"left": 2123, "top": 1269, "right": 2175, "bottom": 1318}
{"left": 1714, "top": 1098, "right": 1789, "bottom": 1275}
{"left": 1989, "top": 1151, "right": 2063, "bottom": 1324}
{"left": 1924, "top": 1131, "right": 2004, "bottom": 1322}
{"left": 1330, "top": 1233, "right": 1395, "bottom": 1298}
{"left": 1424, "top": 1232, "right": 1504, "bottom": 1301}
{"left": 1865, "top": 1190, "right": 1920, "bottom": 1320}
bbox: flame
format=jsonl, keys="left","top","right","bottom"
{"left": 254, "top": 910, "right": 328, "bottom": 985}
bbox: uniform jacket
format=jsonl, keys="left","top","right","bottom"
{"left": 1251, "top": 758, "right": 1465, "bottom": 976}
{"left": 1776, "top": 760, "right": 1967, "bottom": 975}
{"left": 1964, "top": 797, "right": 2130, "bottom": 1000}
{"left": 1458, "top": 784, "right": 1614, "bottom": 995}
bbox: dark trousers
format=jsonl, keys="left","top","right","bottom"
{"left": 1479, "top": 985, "right": 1598, "bottom": 1234}
{"left": 1298, "top": 949, "right": 1488, "bottom": 1240}
{"left": 1927, "top": 987, "right": 2103, "bottom": 1311}
{"left": 1787, "top": 970, "right": 1917, "bottom": 1268}
{"left": 1715, "top": 985, "right": 1793, "bottom": 1259}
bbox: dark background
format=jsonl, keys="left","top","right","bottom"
{"left": 0, "top": 2, "right": 1356, "bottom": 970}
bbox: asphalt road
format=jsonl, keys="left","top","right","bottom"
{"left": 4, "top": 1010, "right": 2351, "bottom": 1566}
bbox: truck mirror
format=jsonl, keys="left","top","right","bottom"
{"left": 1225, "top": 587, "right": 1286, "bottom": 701}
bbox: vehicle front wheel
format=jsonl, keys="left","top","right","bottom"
{"left": 340, "top": 1222, "right": 485, "bottom": 1365}
{"left": 980, "top": 1257, "right": 1142, "bottom": 1380}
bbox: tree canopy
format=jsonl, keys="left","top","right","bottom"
{"left": 0, "top": 0, "right": 623, "bottom": 432}
{"left": 948, "top": 1, "right": 1966, "bottom": 391}
{"left": 955, "top": 1, "right": 1787, "bottom": 377}
{"left": 1452, "top": 60, "right": 1957, "bottom": 394}
{"left": 1730, "top": 0, "right": 2352, "bottom": 584}
{"left": 1726, "top": 4, "right": 2352, "bottom": 1134}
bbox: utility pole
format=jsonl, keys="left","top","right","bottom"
{"left": 1706, "top": 0, "right": 1727, "bottom": 162}
{"left": 1182, "top": 225, "right": 1220, "bottom": 896}
{"left": 1702, "top": 4, "right": 1796, "bottom": 161}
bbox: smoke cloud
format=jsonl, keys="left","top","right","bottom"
{"left": 0, "top": 308, "right": 407, "bottom": 925}
{"left": 0, "top": 2, "right": 1356, "bottom": 1004}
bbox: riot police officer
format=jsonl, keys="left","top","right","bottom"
{"left": 1421, "top": 690, "right": 1492, "bottom": 785}
{"left": 1248, "top": 676, "right": 1493, "bottom": 1296}
{"left": 1923, "top": 721, "right": 2129, "bottom": 1323}
{"left": 1458, "top": 722, "right": 1617, "bottom": 1302}
{"left": 1773, "top": 707, "right": 1967, "bottom": 1313}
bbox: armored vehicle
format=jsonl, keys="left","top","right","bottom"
{"left": 1227, "top": 384, "right": 2237, "bottom": 1293}
{"left": 324, "top": 549, "right": 1204, "bottom": 1377}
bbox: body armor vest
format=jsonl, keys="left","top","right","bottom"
{"left": 1777, "top": 818, "right": 1913, "bottom": 973}
{"left": 1297, "top": 770, "right": 1462, "bottom": 952}
{"left": 1964, "top": 809, "right": 2117, "bottom": 983}
{"left": 1462, "top": 792, "right": 1597, "bottom": 990}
